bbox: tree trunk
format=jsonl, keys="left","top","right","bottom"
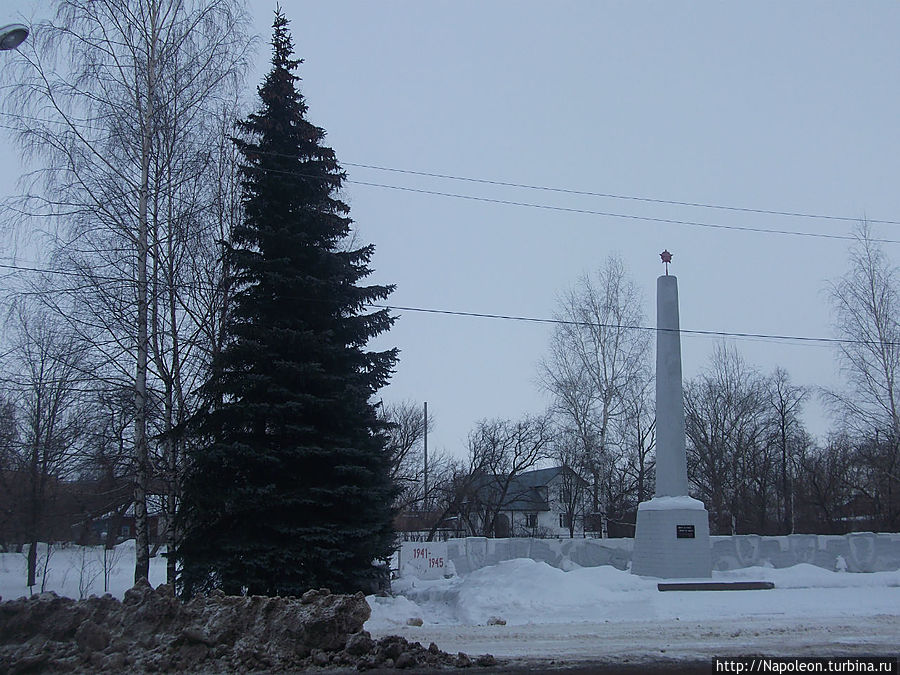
{"left": 165, "top": 207, "right": 184, "bottom": 586}
{"left": 27, "top": 540, "right": 38, "bottom": 588}
{"left": 133, "top": 4, "right": 159, "bottom": 585}
{"left": 165, "top": 385, "right": 177, "bottom": 585}
{"left": 781, "top": 417, "right": 791, "bottom": 535}
{"left": 598, "top": 405, "right": 610, "bottom": 539}
{"left": 27, "top": 441, "right": 40, "bottom": 587}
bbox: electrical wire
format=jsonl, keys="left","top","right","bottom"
{"left": 343, "top": 179, "right": 894, "bottom": 243}
{"left": 0, "top": 260, "right": 894, "bottom": 348}
{"left": 1, "top": 113, "right": 896, "bottom": 345}
{"left": 2, "top": 109, "right": 898, "bottom": 233}
{"left": 345, "top": 161, "right": 900, "bottom": 227}
{"left": 370, "top": 304, "right": 864, "bottom": 347}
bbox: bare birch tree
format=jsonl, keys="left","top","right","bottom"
{"left": 825, "top": 224, "right": 900, "bottom": 527}
{"left": 1, "top": 0, "right": 251, "bottom": 582}
{"left": 612, "top": 374, "right": 656, "bottom": 513}
{"left": 549, "top": 428, "right": 590, "bottom": 538}
{"left": 540, "top": 254, "right": 651, "bottom": 536}
{"left": 827, "top": 224, "right": 900, "bottom": 440}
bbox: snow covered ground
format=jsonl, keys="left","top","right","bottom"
{"left": 0, "top": 542, "right": 167, "bottom": 602}
{"left": 2, "top": 544, "right": 897, "bottom": 665}
{"left": 366, "top": 558, "right": 900, "bottom": 664}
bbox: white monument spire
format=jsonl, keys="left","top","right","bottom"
{"left": 654, "top": 273, "right": 689, "bottom": 497}
{"left": 631, "top": 251, "right": 711, "bottom": 578}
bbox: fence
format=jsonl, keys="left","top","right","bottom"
{"left": 427, "top": 532, "right": 900, "bottom": 577}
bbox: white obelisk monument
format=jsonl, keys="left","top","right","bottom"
{"left": 631, "top": 251, "right": 711, "bottom": 578}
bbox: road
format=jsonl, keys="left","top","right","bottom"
{"left": 370, "top": 614, "right": 899, "bottom": 670}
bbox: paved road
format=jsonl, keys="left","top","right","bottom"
{"left": 369, "top": 614, "right": 899, "bottom": 671}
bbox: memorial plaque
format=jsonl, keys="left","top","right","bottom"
{"left": 676, "top": 525, "right": 695, "bottom": 539}
{"left": 400, "top": 541, "right": 448, "bottom": 580}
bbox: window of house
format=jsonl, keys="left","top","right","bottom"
{"left": 120, "top": 525, "right": 130, "bottom": 537}
{"left": 559, "top": 513, "right": 572, "bottom": 529}
{"left": 525, "top": 513, "right": 537, "bottom": 528}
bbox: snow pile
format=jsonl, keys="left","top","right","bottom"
{"left": 373, "top": 558, "right": 657, "bottom": 628}
{"left": 716, "top": 563, "right": 900, "bottom": 588}
{"left": 366, "top": 592, "right": 427, "bottom": 628}
{"left": 366, "top": 556, "right": 900, "bottom": 631}
{"left": 3, "top": 543, "right": 899, "bottom": 665}
{"left": 452, "top": 559, "right": 651, "bottom": 625}
{"left": 0, "top": 546, "right": 500, "bottom": 672}
{"left": 0, "top": 582, "right": 372, "bottom": 673}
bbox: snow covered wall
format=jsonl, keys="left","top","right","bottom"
{"left": 415, "top": 532, "right": 900, "bottom": 578}
{"left": 437, "top": 537, "right": 632, "bottom": 576}
{"left": 710, "top": 532, "right": 900, "bottom": 573}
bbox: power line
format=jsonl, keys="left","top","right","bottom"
{"left": 0, "top": 260, "right": 893, "bottom": 348}
{"left": 227, "top": 161, "right": 900, "bottom": 243}
{"left": 9, "top": 145, "right": 882, "bottom": 242}
{"left": 343, "top": 179, "right": 897, "bottom": 244}
{"left": 343, "top": 162, "right": 900, "bottom": 226}
{"left": 371, "top": 304, "right": 860, "bottom": 347}
{"left": 2, "top": 109, "right": 899, "bottom": 232}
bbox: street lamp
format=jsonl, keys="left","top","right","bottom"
{"left": 0, "top": 24, "right": 28, "bottom": 51}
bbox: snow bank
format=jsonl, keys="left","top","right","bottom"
{"left": 716, "top": 563, "right": 900, "bottom": 588}
{"left": 366, "top": 593, "right": 427, "bottom": 628}
{"left": 451, "top": 559, "right": 653, "bottom": 625}
{"left": 366, "top": 557, "right": 900, "bottom": 631}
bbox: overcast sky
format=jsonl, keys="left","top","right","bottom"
{"left": 3, "top": 2, "right": 900, "bottom": 459}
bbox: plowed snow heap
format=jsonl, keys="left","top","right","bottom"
{"left": 0, "top": 581, "right": 492, "bottom": 672}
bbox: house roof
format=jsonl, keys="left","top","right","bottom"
{"left": 474, "top": 466, "right": 586, "bottom": 512}
{"left": 502, "top": 467, "right": 563, "bottom": 511}
{"left": 513, "top": 466, "right": 567, "bottom": 489}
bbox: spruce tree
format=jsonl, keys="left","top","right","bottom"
{"left": 177, "top": 10, "right": 398, "bottom": 597}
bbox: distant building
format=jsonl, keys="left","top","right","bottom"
{"left": 461, "top": 466, "right": 590, "bottom": 538}
{"left": 0, "top": 470, "right": 165, "bottom": 548}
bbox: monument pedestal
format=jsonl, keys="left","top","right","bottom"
{"left": 632, "top": 496, "right": 711, "bottom": 578}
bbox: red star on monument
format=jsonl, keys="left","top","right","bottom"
{"left": 660, "top": 249, "right": 673, "bottom": 274}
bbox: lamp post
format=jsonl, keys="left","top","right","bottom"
{"left": 0, "top": 24, "right": 28, "bottom": 50}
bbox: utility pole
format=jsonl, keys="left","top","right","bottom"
{"left": 423, "top": 401, "right": 428, "bottom": 511}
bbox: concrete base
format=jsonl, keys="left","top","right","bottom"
{"left": 632, "top": 506, "right": 712, "bottom": 578}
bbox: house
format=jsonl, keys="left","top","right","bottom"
{"left": 460, "top": 466, "right": 590, "bottom": 539}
